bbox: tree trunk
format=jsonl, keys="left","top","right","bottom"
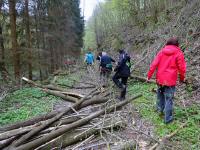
{"left": 25, "top": 0, "right": 32, "bottom": 80}
{"left": 8, "top": 0, "right": 20, "bottom": 82}
{"left": 42, "top": 89, "right": 78, "bottom": 103}
{"left": 0, "top": 1, "right": 7, "bottom": 81}
{"left": 38, "top": 121, "right": 124, "bottom": 150}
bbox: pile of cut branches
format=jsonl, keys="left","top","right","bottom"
{"left": 0, "top": 77, "right": 142, "bottom": 150}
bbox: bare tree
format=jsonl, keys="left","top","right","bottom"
{"left": 8, "top": 0, "right": 20, "bottom": 82}
{"left": 0, "top": 0, "right": 7, "bottom": 81}
{"left": 25, "top": 0, "right": 32, "bottom": 80}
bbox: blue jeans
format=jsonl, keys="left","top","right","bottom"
{"left": 157, "top": 86, "right": 175, "bottom": 123}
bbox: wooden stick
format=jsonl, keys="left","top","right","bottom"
{"left": 130, "top": 75, "right": 156, "bottom": 84}
{"left": 42, "top": 89, "right": 78, "bottom": 103}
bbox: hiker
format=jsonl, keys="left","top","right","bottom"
{"left": 96, "top": 52, "right": 102, "bottom": 71}
{"left": 100, "top": 52, "right": 115, "bottom": 86}
{"left": 147, "top": 37, "right": 186, "bottom": 124}
{"left": 96, "top": 52, "right": 102, "bottom": 62}
{"left": 84, "top": 51, "right": 94, "bottom": 65}
{"left": 113, "top": 49, "right": 131, "bottom": 100}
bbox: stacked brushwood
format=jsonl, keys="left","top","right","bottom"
{"left": 0, "top": 77, "right": 142, "bottom": 150}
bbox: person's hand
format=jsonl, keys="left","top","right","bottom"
{"left": 146, "top": 77, "right": 150, "bottom": 83}
{"left": 180, "top": 78, "right": 187, "bottom": 84}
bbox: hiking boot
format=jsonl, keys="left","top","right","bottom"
{"left": 164, "top": 119, "right": 173, "bottom": 124}
{"left": 159, "top": 112, "right": 164, "bottom": 118}
{"left": 120, "top": 96, "right": 125, "bottom": 101}
{"left": 120, "top": 84, "right": 126, "bottom": 92}
{"left": 116, "top": 96, "right": 125, "bottom": 101}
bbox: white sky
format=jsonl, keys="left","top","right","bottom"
{"left": 80, "top": 0, "right": 104, "bottom": 21}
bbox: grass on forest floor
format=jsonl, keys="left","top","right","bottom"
{"left": 54, "top": 72, "right": 82, "bottom": 87}
{"left": 0, "top": 72, "right": 82, "bottom": 127}
{"left": 128, "top": 81, "right": 200, "bottom": 149}
{"left": 0, "top": 87, "right": 60, "bottom": 126}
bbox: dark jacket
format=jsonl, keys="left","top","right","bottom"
{"left": 114, "top": 50, "right": 131, "bottom": 77}
{"left": 100, "top": 55, "right": 115, "bottom": 70}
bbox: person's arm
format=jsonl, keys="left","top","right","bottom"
{"left": 96, "top": 56, "right": 100, "bottom": 61}
{"left": 84, "top": 55, "right": 87, "bottom": 62}
{"left": 177, "top": 51, "right": 186, "bottom": 82}
{"left": 147, "top": 52, "right": 161, "bottom": 80}
{"left": 111, "top": 57, "right": 115, "bottom": 62}
{"left": 114, "top": 54, "right": 125, "bottom": 71}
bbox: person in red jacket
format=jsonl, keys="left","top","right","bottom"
{"left": 147, "top": 37, "right": 186, "bottom": 124}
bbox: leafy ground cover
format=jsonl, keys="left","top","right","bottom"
{"left": 129, "top": 81, "right": 200, "bottom": 149}
{"left": 0, "top": 87, "right": 60, "bottom": 126}
{"left": 0, "top": 72, "right": 82, "bottom": 127}
{"left": 54, "top": 73, "right": 81, "bottom": 87}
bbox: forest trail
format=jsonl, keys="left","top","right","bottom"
{"left": 0, "top": 60, "right": 199, "bottom": 150}
{"left": 0, "top": 64, "right": 158, "bottom": 150}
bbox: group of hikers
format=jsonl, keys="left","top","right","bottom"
{"left": 84, "top": 37, "right": 186, "bottom": 124}
{"left": 85, "top": 48, "right": 131, "bottom": 101}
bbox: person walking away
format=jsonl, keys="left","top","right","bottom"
{"left": 85, "top": 52, "right": 94, "bottom": 65}
{"left": 113, "top": 49, "right": 131, "bottom": 100}
{"left": 147, "top": 37, "right": 186, "bottom": 124}
{"left": 96, "top": 52, "right": 102, "bottom": 71}
{"left": 100, "top": 52, "right": 115, "bottom": 87}
{"left": 96, "top": 52, "right": 102, "bottom": 62}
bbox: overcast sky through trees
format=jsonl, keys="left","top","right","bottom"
{"left": 80, "top": 0, "right": 105, "bottom": 21}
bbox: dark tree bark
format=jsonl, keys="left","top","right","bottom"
{"left": 8, "top": 0, "right": 20, "bottom": 82}
{"left": 25, "top": 0, "right": 32, "bottom": 80}
{"left": 0, "top": 1, "right": 7, "bottom": 81}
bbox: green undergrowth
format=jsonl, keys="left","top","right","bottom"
{"left": 129, "top": 81, "right": 200, "bottom": 149}
{"left": 0, "top": 72, "right": 82, "bottom": 127}
{"left": 0, "top": 87, "right": 60, "bottom": 126}
{"left": 55, "top": 72, "right": 81, "bottom": 87}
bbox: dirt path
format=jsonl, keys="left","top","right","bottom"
{"left": 52, "top": 65, "right": 155, "bottom": 150}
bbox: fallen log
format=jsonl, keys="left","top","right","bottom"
{"left": 10, "top": 88, "right": 98, "bottom": 148}
{"left": 0, "top": 136, "right": 17, "bottom": 149}
{"left": 37, "top": 121, "right": 125, "bottom": 150}
{"left": 0, "top": 97, "right": 111, "bottom": 141}
{"left": 0, "top": 113, "right": 55, "bottom": 132}
{"left": 43, "top": 84, "right": 67, "bottom": 92}
{"left": 0, "top": 116, "right": 80, "bottom": 141}
{"left": 61, "top": 91, "right": 84, "bottom": 98}
{"left": 22, "top": 77, "right": 70, "bottom": 92}
{"left": 42, "top": 89, "right": 78, "bottom": 103}
{"left": 0, "top": 95, "right": 108, "bottom": 133}
{"left": 11, "top": 94, "right": 142, "bottom": 150}
{"left": 130, "top": 75, "right": 156, "bottom": 84}
{"left": 72, "top": 85, "right": 96, "bottom": 89}
{"left": 22, "top": 77, "right": 45, "bottom": 88}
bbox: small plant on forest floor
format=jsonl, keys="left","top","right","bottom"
{"left": 128, "top": 81, "right": 200, "bottom": 149}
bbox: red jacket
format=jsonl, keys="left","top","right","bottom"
{"left": 147, "top": 45, "right": 186, "bottom": 86}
